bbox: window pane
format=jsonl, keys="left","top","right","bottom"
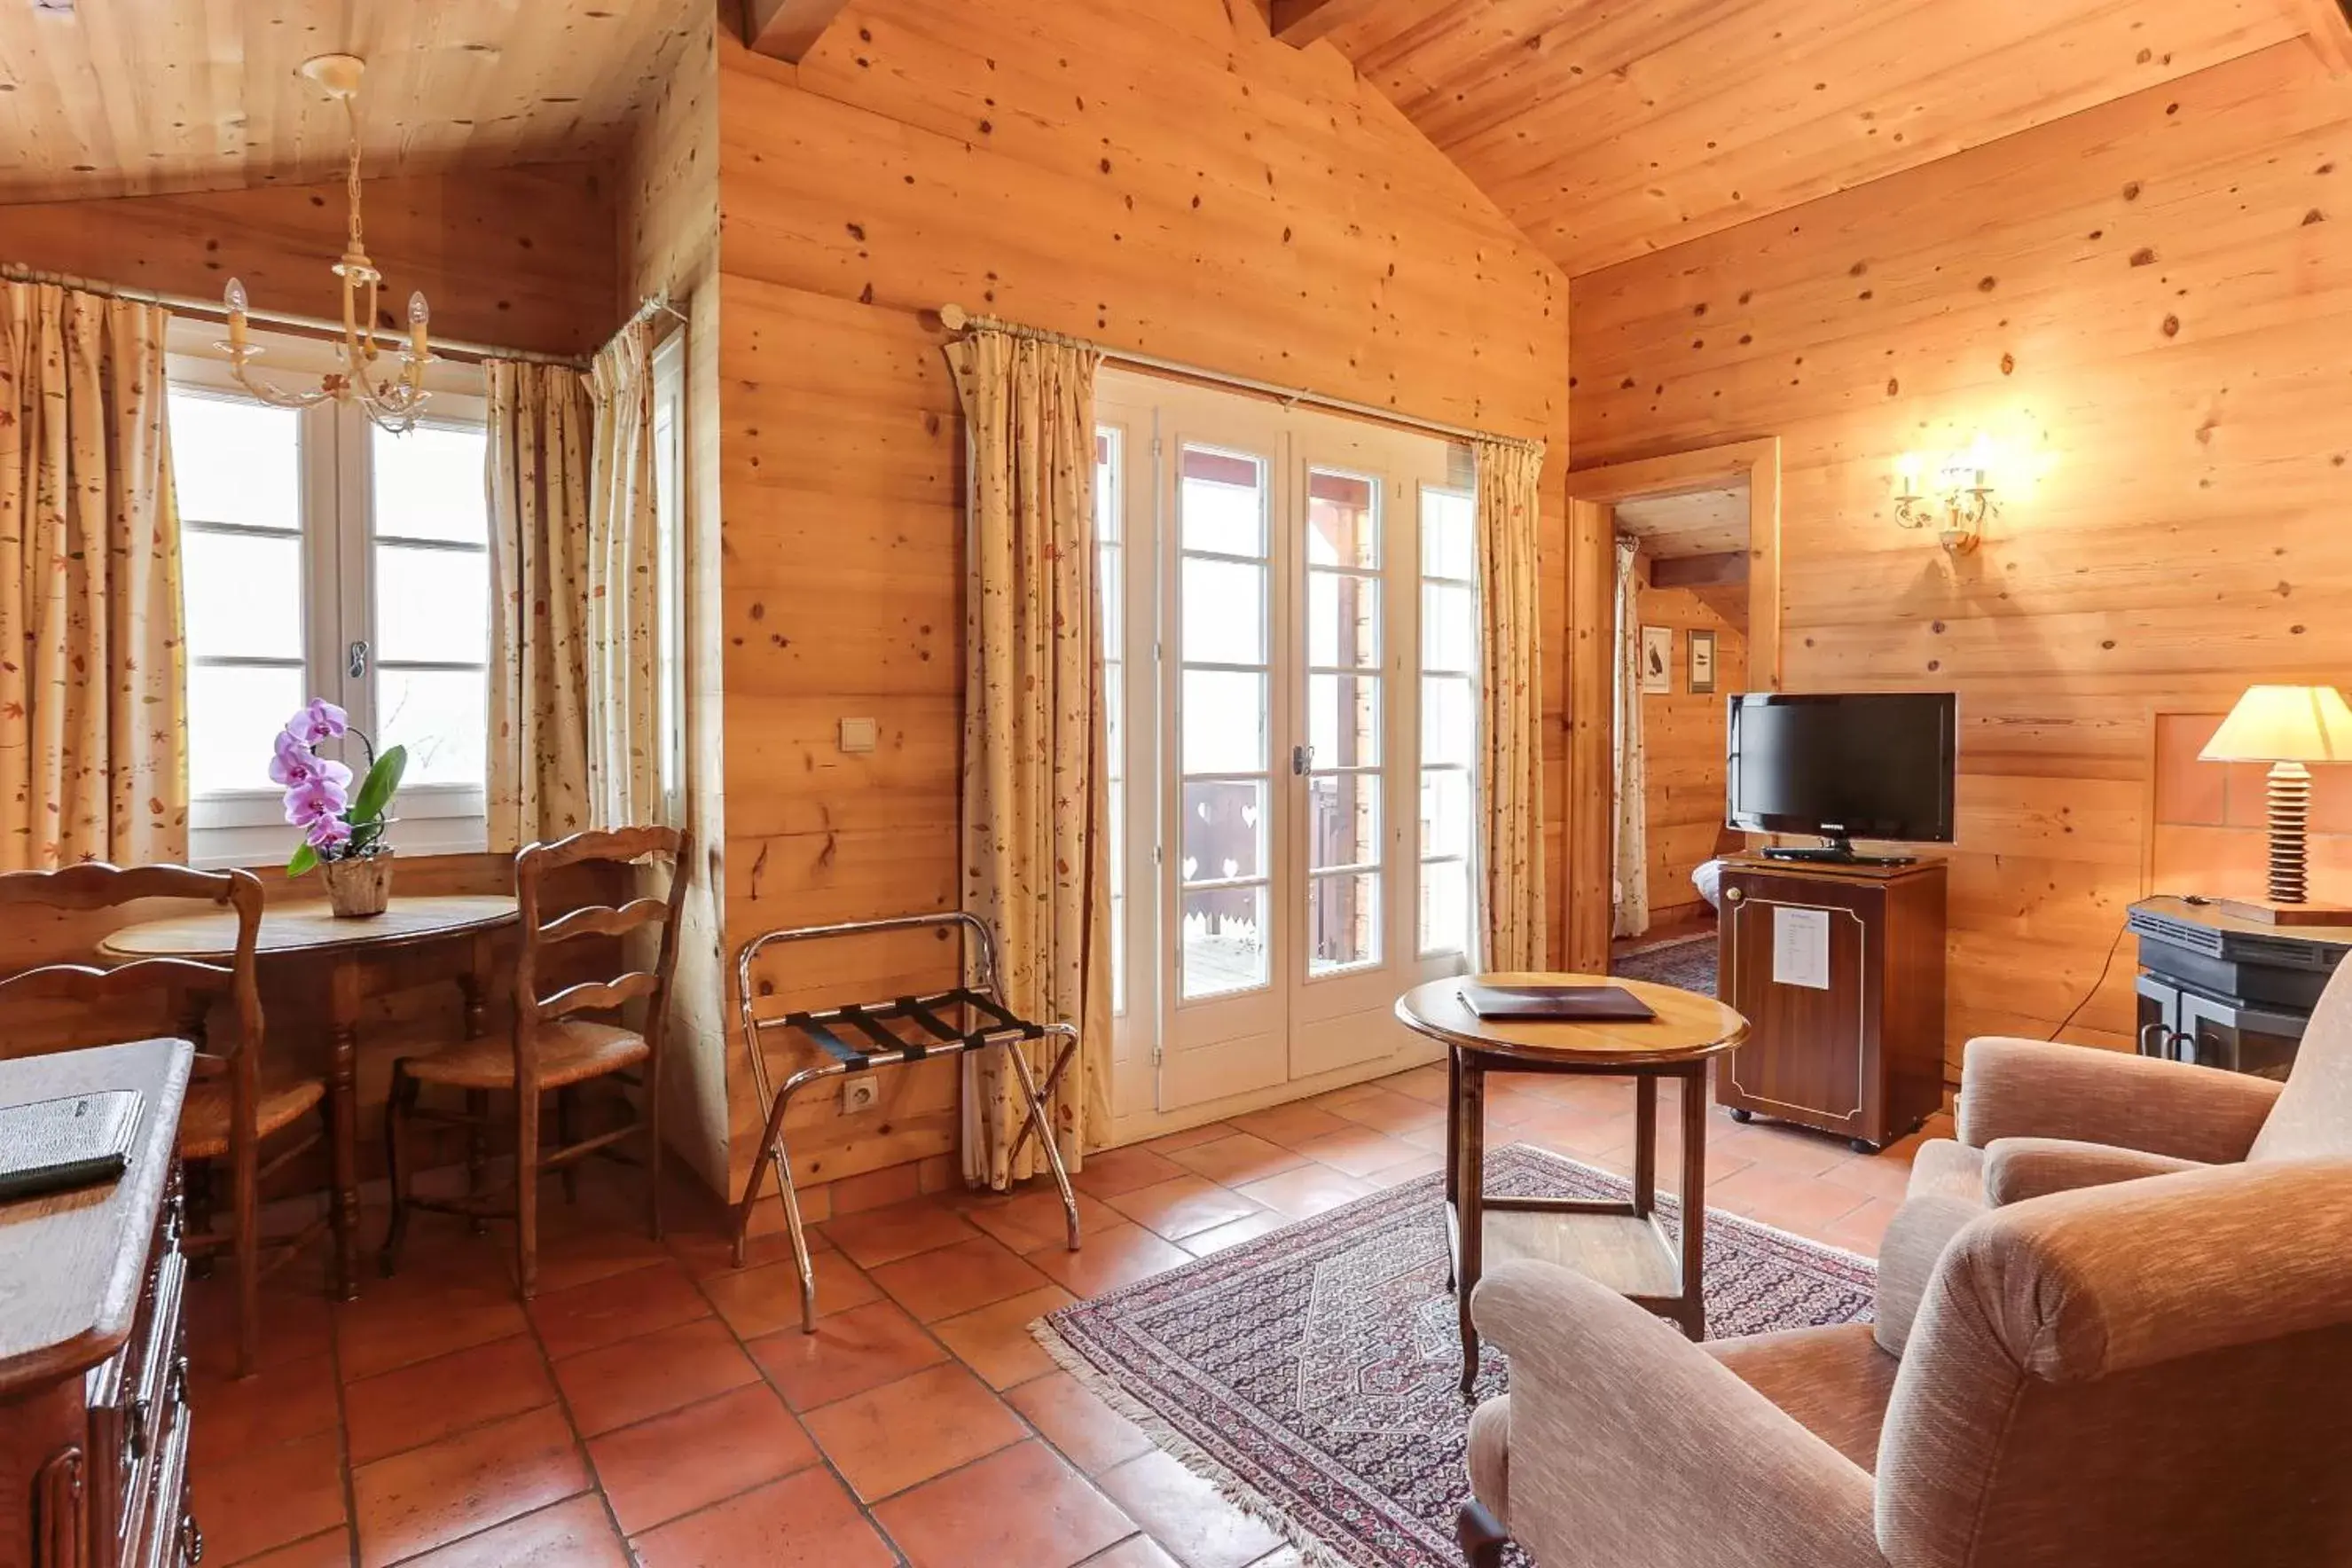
{"left": 1309, "top": 871, "right": 1381, "bottom": 974}
{"left": 377, "top": 667, "right": 488, "bottom": 786}
{"left": 1309, "top": 673, "right": 1380, "bottom": 766}
{"left": 1182, "top": 670, "right": 1266, "bottom": 774}
{"left": 1422, "top": 488, "right": 1475, "bottom": 579}
{"left": 169, "top": 391, "right": 301, "bottom": 531}
{"left": 1421, "top": 858, "right": 1470, "bottom": 956}
{"left": 1421, "top": 768, "right": 1474, "bottom": 860}
{"left": 1103, "top": 668, "right": 1123, "bottom": 779}
{"left": 1180, "top": 447, "right": 1266, "bottom": 556}
{"left": 1423, "top": 675, "right": 1475, "bottom": 767}
{"left": 1306, "top": 470, "right": 1378, "bottom": 568}
{"left": 188, "top": 662, "right": 306, "bottom": 796}
{"left": 1181, "top": 884, "right": 1267, "bottom": 1000}
{"left": 183, "top": 530, "right": 304, "bottom": 660}
{"left": 1423, "top": 583, "right": 1477, "bottom": 674}
{"left": 373, "top": 423, "right": 489, "bottom": 545}
{"left": 1181, "top": 780, "right": 1265, "bottom": 883}
{"left": 375, "top": 543, "right": 490, "bottom": 665}
{"left": 1181, "top": 557, "right": 1266, "bottom": 665}
{"left": 1307, "top": 772, "right": 1381, "bottom": 871}
{"left": 1308, "top": 570, "right": 1379, "bottom": 670}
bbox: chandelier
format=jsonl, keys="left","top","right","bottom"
{"left": 220, "top": 53, "right": 433, "bottom": 435}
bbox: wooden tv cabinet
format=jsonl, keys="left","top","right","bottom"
{"left": 1714, "top": 855, "right": 1946, "bottom": 1153}
{"left": 0, "top": 1039, "right": 198, "bottom": 1568}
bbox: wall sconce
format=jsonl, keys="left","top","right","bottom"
{"left": 1894, "top": 437, "right": 1998, "bottom": 553}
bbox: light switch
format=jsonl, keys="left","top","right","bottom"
{"left": 839, "top": 717, "right": 879, "bottom": 754}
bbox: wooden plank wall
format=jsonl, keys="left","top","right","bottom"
{"left": 621, "top": 16, "right": 732, "bottom": 1197}
{"left": 1635, "top": 572, "right": 1745, "bottom": 928}
{"left": 709, "top": 0, "right": 1571, "bottom": 1207}
{"left": 3, "top": 162, "right": 619, "bottom": 358}
{"left": 1571, "top": 40, "right": 2352, "bottom": 1072}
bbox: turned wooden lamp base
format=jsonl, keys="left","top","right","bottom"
{"left": 2216, "top": 761, "right": 2352, "bottom": 926}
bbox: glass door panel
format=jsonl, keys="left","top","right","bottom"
{"left": 1303, "top": 468, "right": 1384, "bottom": 978}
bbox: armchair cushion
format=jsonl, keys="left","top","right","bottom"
{"left": 1980, "top": 1137, "right": 2202, "bottom": 1206}
{"left": 1470, "top": 1260, "right": 1885, "bottom": 1568}
{"left": 1705, "top": 1322, "right": 1897, "bottom": 1472}
{"left": 1955, "top": 1037, "right": 2279, "bottom": 1162}
{"left": 1873, "top": 1190, "right": 1981, "bottom": 1357}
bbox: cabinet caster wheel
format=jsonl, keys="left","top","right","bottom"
{"left": 1849, "top": 1137, "right": 1881, "bottom": 1156}
{"left": 1728, "top": 1108, "right": 1753, "bottom": 1124}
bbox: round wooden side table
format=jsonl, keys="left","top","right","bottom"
{"left": 1396, "top": 971, "right": 1749, "bottom": 1395}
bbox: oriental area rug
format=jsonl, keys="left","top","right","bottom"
{"left": 1039, "top": 1146, "right": 1874, "bottom": 1568}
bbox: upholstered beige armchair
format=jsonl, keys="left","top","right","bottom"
{"left": 1878, "top": 956, "right": 2352, "bottom": 1351}
{"left": 1460, "top": 1159, "right": 2352, "bottom": 1568}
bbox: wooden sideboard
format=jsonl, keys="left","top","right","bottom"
{"left": 1714, "top": 856, "right": 1947, "bottom": 1153}
{"left": 0, "top": 1039, "right": 197, "bottom": 1568}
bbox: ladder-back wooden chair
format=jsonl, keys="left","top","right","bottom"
{"left": 380, "top": 826, "right": 691, "bottom": 1298}
{"left": 0, "top": 863, "right": 330, "bottom": 1377}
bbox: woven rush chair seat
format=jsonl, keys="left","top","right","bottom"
{"left": 400, "top": 1019, "right": 650, "bottom": 1092}
{"left": 178, "top": 1073, "right": 328, "bottom": 1162}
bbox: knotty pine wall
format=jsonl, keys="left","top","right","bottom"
{"left": 4, "top": 162, "right": 618, "bottom": 359}
{"left": 621, "top": 19, "right": 733, "bottom": 1197}
{"left": 1635, "top": 573, "right": 1745, "bottom": 930}
{"left": 1572, "top": 40, "right": 2352, "bottom": 1071}
{"left": 707, "top": 0, "right": 1571, "bottom": 1210}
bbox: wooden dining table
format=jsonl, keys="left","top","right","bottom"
{"left": 98, "top": 895, "right": 519, "bottom": 1299}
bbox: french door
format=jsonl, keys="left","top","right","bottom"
{"left": 1097, "top": 372, "right": 1476, "bottom": 1118}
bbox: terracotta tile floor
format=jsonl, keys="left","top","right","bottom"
{"left": 184, "top": 1068, "right": 1945, "bottom": 1567}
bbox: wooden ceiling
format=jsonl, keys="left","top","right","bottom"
{"left": 1295, "top": 0, "right": 2312, "bottom": 277}
{"left": 1613, "top": 482, "right": 1748, "bottom": 560}
{"left": 0, "top": 0, "right": 700, "bottom": 204}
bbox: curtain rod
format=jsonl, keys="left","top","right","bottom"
{"left": 937, "top": 303, "right": 1546, "bottom": 457}
{"left": 2, "top": 263, "right": 682, "bottom": 371}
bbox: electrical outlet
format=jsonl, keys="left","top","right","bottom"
{"left": 840, "top": 1073, "right": 881, "bottom": 1115}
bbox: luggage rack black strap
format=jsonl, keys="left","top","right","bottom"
{"left": 842, "top": 1004, "right": 921, "bottom": 1061}
{"left": 948, "top": 986, "right": 1047, "bottom": 1041}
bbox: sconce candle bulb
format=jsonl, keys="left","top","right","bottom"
{"left": 1893, "top": 444, "right": 1998, "bottom": 553}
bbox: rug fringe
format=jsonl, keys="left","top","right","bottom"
{"left": 1030, "top": 1317, "right": 1364, "bottom": 1568}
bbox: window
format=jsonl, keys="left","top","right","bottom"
{"left": 1096, "top": 426, "right": 1127, "bottom": 1018}
{"left": 1419, "top": 487, "right": 1478, "bottom": 955}
{"left": 170, "top": 327, "right": 490, "bottom": 867}
{"left": 1096, "top": 370, "right": 1474, "bottom": 1116}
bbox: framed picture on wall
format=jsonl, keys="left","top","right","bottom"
{"left": 1641, "top": 625, "right": 1673, "bottom": 694}
{"left": 1689, "top": 630, "right": 1717, "bottom": 694}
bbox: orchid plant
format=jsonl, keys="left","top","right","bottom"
{"left": 273, "top": 699, "right": 408, "bottom": 876}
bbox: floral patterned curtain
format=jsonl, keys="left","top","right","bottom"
{"left": 945, "top": 326, "right": 1110, "bottom": 1188}
{"left": 1611, "top": 536, "right": 1650, "bottom": 937}
{"left": 584, "top": 319, "right": 662, "bottom": 830}
{"left": 484, "top": 359, "right": 595, "bottom": 849}
{"left": 0, "top": 281, "right": 186, "bottom": 869}
{"left": 1473, "top": 436, "right": 1548, "bottom": 970}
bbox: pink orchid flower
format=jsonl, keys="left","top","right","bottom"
{"left": 286, "top": 698, "right": 349, "bottom": 747}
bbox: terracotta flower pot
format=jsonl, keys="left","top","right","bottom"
{"left": 322, "top": 851, "right": 394, "bottom": 917}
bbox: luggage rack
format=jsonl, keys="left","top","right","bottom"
{"left": 731, "top": 913, "right": 1083, "bottom": 1332}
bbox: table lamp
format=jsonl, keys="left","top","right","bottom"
{"left": 2199, "top": 684, "right": 2352, "bottom": 924}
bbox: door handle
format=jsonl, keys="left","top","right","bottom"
{"left": 348, "top": 639, "right": 371, "bottom": 678}
{"left": 1290, "top": 745, "right": 1313, "bottom": 776}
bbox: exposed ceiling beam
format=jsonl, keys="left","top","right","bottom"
{"left": 1269, "top": 0, "right": 1380, "bottom": 48}
{"left": 744, "top": 0, "right": 853, "bottom": 62}
{"left": 1648, "top": 551, "right": 1750, "bottom": 591}
{"left": 2286, "top": 0, "right": 2352, "bottom": 74}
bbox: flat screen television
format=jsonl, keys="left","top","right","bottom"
{"left": 1725, "top": 692, "right": 1956, "bottom": 864}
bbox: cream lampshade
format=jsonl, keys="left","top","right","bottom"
{"left": 2199, "top": 685, "right": 2352, "bottom": 922}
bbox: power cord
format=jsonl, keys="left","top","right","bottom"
{"left": 2047, "top": 916, "right": 2131, "bottom": 1042}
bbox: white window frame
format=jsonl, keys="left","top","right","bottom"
{"left": 169, "top": 320, "right": 491, "bottom": 868}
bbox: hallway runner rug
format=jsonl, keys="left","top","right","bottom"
{"left": 1038, "top": 1144, "right": 1873, "bottom": 1568}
